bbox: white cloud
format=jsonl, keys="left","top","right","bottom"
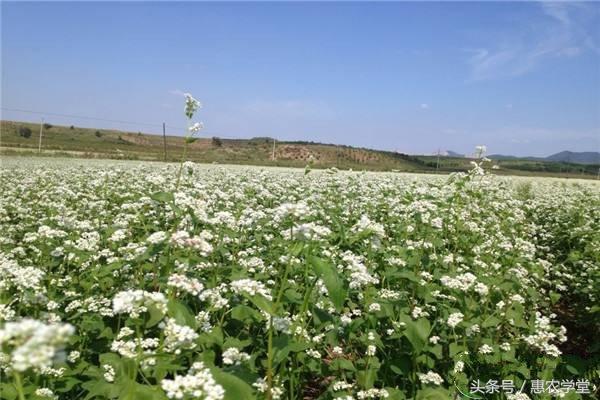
{"left": 467, "top": 2, "right": 599, "bottom": 81}
{"left": 420, "top": 103, "right": 429, "bottom": 109}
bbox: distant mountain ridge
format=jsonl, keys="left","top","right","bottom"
{"left": 488, "top": 151, "right": 600, "bottom": 165}
{"left": 433, "top": 149, "right": 599, "bottom": 165}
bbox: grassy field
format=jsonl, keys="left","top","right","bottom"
{"left": 1, "top": 120, "right": 598, "bottom": 178}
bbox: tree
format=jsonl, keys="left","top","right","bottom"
{"left": 212, "top": 137, "right": 223, "bottom": 147}
{"left": 95, "top": 131, "right": 102, "bottom": 137}
{"left": 18, "top": 126, "right": 32, "bottom": 138}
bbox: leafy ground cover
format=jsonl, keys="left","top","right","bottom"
{"left": 0, "top": 157, "right": 598, "bottom": 400}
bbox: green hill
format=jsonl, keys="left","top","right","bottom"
{"left": 1, "top": 120, "right": 598, "bottom": 178}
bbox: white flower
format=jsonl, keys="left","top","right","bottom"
{"left": 306, "top": 349, "right": 321, "bottom": 359}
{"left": 0, "top": 319, "right": 74, "bottom": 372}
{"left": 162, "top": 318, "right": 199, "bottom": 353}
{"left": 222, "top": 347, "right": 251, "bottom": 365}
{"left": 366, "top": 345, "right": 376, "bottom": 356}
{"left": 103, "top": 364, "right": 115, "bottom": 382}
{"left": 67, "top": 350, "right": 80, "bottom": 363}
{"left": 112, "top": 290, "right": 168, "bottom": 318}
{"left": 161, "top": 362, "right": 224, "bottom": 400}
{"left": 35, "top": 388, "right": 57, "bottom": 399}
{"left": 447, "top": 312, "right": 464, "bottom": 328}
{"left": 189, "top": 122, "right": 204, "bottom": 133}
{"left": 478, "top": 344, "right": 494, "bottom": 354}
{"left": 184, "top": 93, "right": 202, "bottom": 119}
{"left": 453, "top": 361, "right": 464, "bottom": 374}
{"left": 230, "top": 279, "right": 272, "bottom": 300}
{"left": 146, "top": 231, "right": 168, "bottom": 244}
{"left": 417, "top": 371, "right": 444, "bottom": 385}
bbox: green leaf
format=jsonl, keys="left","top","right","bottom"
{"left": 416, "top": 388, "right": 451, "bottom": 400}
{"left": 146, "top": 303, "right": 166, "bottom": 328}
{"left": 167, "top": 299, "right": 196, "bottom": 328}
{"left": 385, "top": 388, "right": 406, "bottom": 400}
{"left": 82, "top": 380, "right": 119, "bottom": 400}
{"left": 210, "top": 368, "right": 256, "bottom": 400}
{"left": 310, "top": 256, "right": 346, "bottom": 311}
{"left": 150, "top": 191, "right": 174, "bottom": 203}
{"left": 117, "top": 380, "right": 167, "bottom": 400}
{"left": 401, "top": 316, "right": 430, "bottom": 354}
{"left": 482, "top": 316, "right": 501, "bottom": 328}
{"left": 357, "top": 367, "right": 378, "bottom": 389}
{"left": 330, "top": 358, "right": 356, "bottom": 371}
{"left": 231, "top": 305, "right": 262, "bottom": 322}
{"left": 0, "top": 383, "right": 17, "bottom": 400}
{"left": 244, "top": 294, "right": 275, "bottom": 316}
{"left": 397, "top": 271, "right": 419, "bottom": 283}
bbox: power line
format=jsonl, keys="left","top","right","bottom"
{"left": 0, "top": 106, "right": 183, "bottom": 130}
{"left": 1, "top": 106, "right": 254, "bottom": 140}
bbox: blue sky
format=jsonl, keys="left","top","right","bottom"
{"left": 2, "top": 1, "right": 599, "bottom": 156}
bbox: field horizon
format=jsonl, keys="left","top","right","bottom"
{"left": 1, "top": 120, "right": 598, "bottom": 180}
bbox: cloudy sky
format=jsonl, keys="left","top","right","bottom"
{"left": 2, "top": 1, "right": 599, "bottom": 156}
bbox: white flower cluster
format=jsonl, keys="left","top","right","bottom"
{"left": 417, "top": 371, "right": 444, "bottom": 385}
{"left": 0, "top": 319, "right": 74, "bottom": 372}
{"left": 285, "top": 222, "right": 332, "bottom": 241}
{"left": 253, "top": 377, "right": 284, "bottom": 400}
{"left": 112, "top": 290, "right": 168, "bottom": 318}
{"left": 162, "top": 318, "right": 199, "bottom": 354}
{"left": 342, "top": 252, "right": 379, "bottom": 289}
{"left": 230, "top": 279, "right": 273, "bottom": 300}
{"left": 447, "top": 312, "right": 464, "bottom": 328}
{"left": 146, "top": 231, "right": 168, "bottom": 244}
{"left": 35, "top": 388, "right": 58, "bottom": 399}
{"left": 440, "top": 272, "right": 478, "bottom": 291}
{"left": 274, "top": 201, "right": 310, "bottom": 220}
{"left": 221, "top": 347, "right": 251, "bottom": 365}
{"left": 522, "top": 312, "right": 564, "bottom": 357}
{"left": 161, "top": 361, "right": 224, "bottom": 400}
{"left": 356, "top": 388, "right": 389, "bottom": 399}
{"left": 168, "top": 274, "right": 205, "bottom": 297}
{"left": 352, "top": 215, "right": 386, "bottom": 238}
{"left": 170, "top": 231, "right": 213, "bottom": 256}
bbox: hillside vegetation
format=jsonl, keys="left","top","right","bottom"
{"left": 1, "top": 120, "right": 598, "bottom": 178}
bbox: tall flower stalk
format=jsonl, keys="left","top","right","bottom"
{"left": 175, "top": 92, "right": 203, "bottom": 190}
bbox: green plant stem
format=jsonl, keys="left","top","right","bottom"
{"left": 13, "top": 372, "right": 25, "bottom": 400}
{"left": 266, "top": 261, "right": 292, "bottom": 400}
{"left": 175, "top": 139, "right": 189, "bottom": 190}
{"left": 266, "top": 317, "right": 274, "bottom": 400}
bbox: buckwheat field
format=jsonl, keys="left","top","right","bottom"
{"left": 1, "top": 153, "right": 598, "bottom": 400}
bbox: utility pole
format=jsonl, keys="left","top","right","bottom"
{"left": 38, "top": 119, "right": 44, "bottom": 153}
{"left": 162, "top": 122, "right": 167, "bottom": 161}
{"left": 272, "top": 138, "right": 276, "bottom": 161}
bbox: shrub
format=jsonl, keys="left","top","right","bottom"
{"left": 18, "top": 126, "right": 32, "bottom": 138}
{"left": 95, "top": 131, "right": 102, "bottom": 138}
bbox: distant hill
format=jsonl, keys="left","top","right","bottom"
{"left": 489, "top": 151, "right": 600, "bottom": 165}
{"left": 1, "top": 120, "right": 598, "bottom": 178}
{"left": 545, "top": 151, "right": 600, "bottom": 165}
{"left": 445, "top": 150, "right": 464, "bottom": 157}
